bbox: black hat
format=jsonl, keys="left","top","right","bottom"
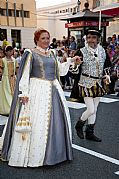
{"left": 85, "top": 28, "right": 101, "bottom": 37}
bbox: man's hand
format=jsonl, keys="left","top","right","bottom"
{"left": 103, "top": 75, "right": 111, "bottom": 85}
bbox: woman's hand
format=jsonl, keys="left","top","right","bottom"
{"left": 19, "top": 96, "right": 29, "bottom": 105}
{"left": 72, "top": 56, "right": 83, "bottom": 65}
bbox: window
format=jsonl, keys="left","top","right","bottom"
{"left": 8, "top": 9, "right": 14, "bottom": 17}
{"left": 16, "top": 10, "right": 22, "bottom": 17}
{"left": 62, "top": 10, "right": 65, "bottom": 13}
{"left": 24, "top": 11, "right": 30, "bottom": 18}
{"left": 0, "top": 29, "right": 7, "bottom": 41}
{"left": 0, "top": 8, "right": 30, "bottom": 18}
{"left": 1, "top": 9, "right": 6, "bottom": 16}
{"left": 11, "top": 29, "right": 21, "bottom": 49}
{"left": 55, "top": 10, "right": 60, "bottom": 14}
{"left": 73, "top": 7, "right": 76, "bottom": 14}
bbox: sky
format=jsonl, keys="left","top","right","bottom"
{"left": 35, "top": 0, "right": 70, "bottom": 8}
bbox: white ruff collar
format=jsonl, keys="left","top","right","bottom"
{"left": 36, "top": 46, "right": 49, "bottom": 53}
{"left": 86, "top": 44, "right": 98, "bottom": 55}
{"left": 85, "top": 44, "right": 105, "bottom": 63}
{"left": 36, "top": 46, "right": 50, "bottom": 56}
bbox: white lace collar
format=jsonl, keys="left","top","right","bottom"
{"left": 86, "top": 44, "right": 98, "bottom": 55}
{"left": 36, "top": 46, "right": 49, "bottom": 54}
{"left": 35, "top": 46, "right": 51, "bottom": 57}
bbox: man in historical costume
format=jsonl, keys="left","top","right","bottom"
{"left": 74, "top": 28, "right": 111, "bottom": 142}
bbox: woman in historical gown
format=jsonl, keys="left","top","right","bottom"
{"left": 0, "top": 46, "right": 19, "bottom": 115}
{"left": 1, "top": 29, "right": 81, "bottom": 167}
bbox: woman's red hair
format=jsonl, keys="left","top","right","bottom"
{"left": 34, "top": 29, "right": 50, "bottom": 45}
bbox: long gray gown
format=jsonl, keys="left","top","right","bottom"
{"left": 1, "top": 49, "right": 72, "bottom": 167}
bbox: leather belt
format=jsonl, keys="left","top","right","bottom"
{"left": 82, "top": 73, "right": 100, "bottom": 79}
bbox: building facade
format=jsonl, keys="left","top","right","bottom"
{"left": 93, "top": 0, "right": 119, "bottom": 36}
{"left": 37, "top": 0, "right": 119, "bottom": 40}
{"left": 0, "top": 0, "right": 37, "bottom": 48}
{"left": 37, "top": 0, "right": 88, "bottom": 40}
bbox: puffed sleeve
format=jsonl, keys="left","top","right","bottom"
{"left": 18, "top": 51, "right": 32, "bottom": 98}
{"left": 57, "top": 57, "right": 73, "bottom": 76}
{"left": 58, "top": 49, "right": 83, "bottom": 76}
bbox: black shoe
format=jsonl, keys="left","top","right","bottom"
{"left": 85, "top": 134, "right": 102, "bottom": 142}
{"left": 75, "top": 119, "right": 85, "bottom": 139}
{"left": 117, "top": 93, "right": 119, "bottom": 97}
{"left": 76, "top": 130, "right": 84, "bottom": 139}
{"left": 85, "top": 124, "right": 102, "bottom": 142}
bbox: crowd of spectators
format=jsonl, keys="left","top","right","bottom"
{"left": 49, "top": 34, "right": 119, "bottom": 96}
{"left": 0, "top": 33, "right": 119, "bottom": 95}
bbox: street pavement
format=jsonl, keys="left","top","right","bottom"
{"left": 0, "top": 92, "right": 119, "bottom": 179}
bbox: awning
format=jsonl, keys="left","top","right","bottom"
{"left": 93, "top": 3, "right": 119, "bottom": 17}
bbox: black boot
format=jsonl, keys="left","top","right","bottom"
{"left": 85, "top": 124, "right": 102, "bottom": 142}
{"left": 75, "top": 119, "right": 85, "bottom": 139}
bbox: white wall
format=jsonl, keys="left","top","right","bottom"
{"left": 21, "top": 27, "right": 36, "bottom": 49}
{"left": 103, "top": 0, "right": 117, "bottom": 5}
{"left": 37, "top": 16, "right": 67, "bottom": 41}
{"left": 37, "top": 15, "right": 67, "bottom": 41}
{"left": 37, "top": 15, "right": 56, "bottom": 40}
{"left": 36, "top": 0, "right": 77, "bottom": 41}
{"left": 55, "top": 17, "right": 67, "bottom": 40}
{"left": 107, "top": 19, "right": 119, "bottom": 37}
